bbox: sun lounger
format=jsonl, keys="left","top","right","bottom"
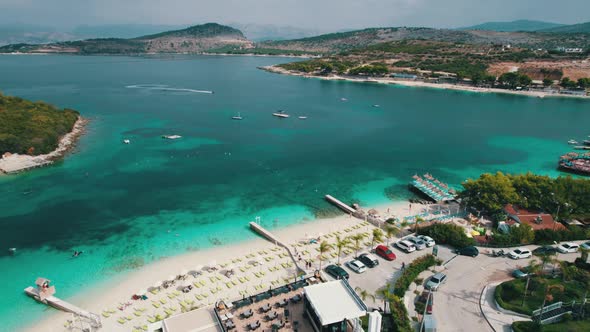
{"left": 147, "top": 317, "right": 156, "bottom": 323}
{"left": 167, "top": 294, "right": 175, "bottom": 299}
{"left": 134, "top": 311, "right": 142, "bottom": 317}
{"left": 160, "top": 298, "right": 167, "bottom": 304}
{"left": 117, "top": 318, "right": 126, "bottom": 324}
{"left": 102, "top": 312, "right": 110, "bottom": 318}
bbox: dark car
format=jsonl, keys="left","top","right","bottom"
{"left": 358, "top": 253, "right": 380, "bottom": 268}
{"left": 533, "top": 246, "right": 557, "bottom": 256}
{"left": 457, "top": 246, "right": 479, "bottom": 257}
{"left": 416, "top": 290, "right": 434, "bottom": 314}
{"left": 375, "top": 245, "right": 396, "bottom": 261}
{"left": 325, "top": 264, "right": 349, "bottom": 280}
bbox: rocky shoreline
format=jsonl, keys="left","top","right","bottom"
{"left": 0, "top": 116, "right": 88, "bottom": 175}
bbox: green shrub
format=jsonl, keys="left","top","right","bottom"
{"left": 418, "top": 223, "right": 476, "bottom": 248}
{"left": 389, "top": 295, "right": 412, "bottom": 332}
{"left": 512, "top": 321, "right": 542, "bottom": 332}
{"left": 393, "top": 254, "right": 438, "bottom": 297}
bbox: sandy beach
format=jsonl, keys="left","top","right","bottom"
{"left": 25, "top": 200, "right": 424, "bottom": 332}
{"left": 261, "top": 65, "right": 590, "bottom": 100}
{"left": 0, "top": 116, "right": 87, "bottom": 175}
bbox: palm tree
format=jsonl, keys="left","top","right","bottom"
{"left": 385, "top": 225, "right": 400, "bottom": 246}
{"left": 334, "top": 235, "right": 351, "bottom": 266}
{"left": 371, "top": 228, "right": 384, "bottom": 248}
{"left": 349, "top": 233, "right": 367, "bottom": 258}
{"left": 521, "top": 259, "right": 541, "bottom": 307}
{"left": 355, "top": 287, "right": 376, "bottom": 303}
{"left": 559, "top": 261, "right": 579, "bottom": 282}
{"left": 318, "top": 241, "right": 333, "bottom": 271}
{"left": 376, "top": 285, "right": 394, "bottom": 313}
{"left": 539, "top": 253, "right": 556, "bottom": 275}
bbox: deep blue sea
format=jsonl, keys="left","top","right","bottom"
{"left": 0, "top": 54, "right": 589, "bottom": 330}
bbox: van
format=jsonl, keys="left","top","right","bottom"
{"left": 395, "top": 240, "right": 416, "bottom": 253}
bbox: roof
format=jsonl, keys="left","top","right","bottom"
{"left": 162, "top": 308, "right": 222, "bottom": 332}
{"left": 304, "top": 280, "right": 367, "bottom": 326}
{"left": 504, "top": 204, "right": 566, "bottom": 231}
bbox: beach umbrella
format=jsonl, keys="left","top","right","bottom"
{"left": 368, "top": 208, "right": 378, "bottom": 215}
{"left": 152, "top": 281, "right": 162, "bottom": 289}
{"left": 182, "top": 280, "right": 192, "bottom": 288}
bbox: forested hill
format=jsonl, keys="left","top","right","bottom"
{"left": 0, "top": 23, "right": 253, "bottom": 54}
{"left": 0, "top": 93, "right": 79, "bottom": 155}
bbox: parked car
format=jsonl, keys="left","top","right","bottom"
{"left": 406, "top": 237, "right": 427, "bottom": 250}
{"left": 345, "top": 259, "right": 367, "bottom": 274}
{"left": 395, "top": 240, "right": 417, "bottom": 253}
{"left": 416, "top": 290, "right": 434, "bottom": 314}
{"left": 508, "top": 248, "right": 532, "bottom": 259}
{"left": 417, "top": 235, "right": 436, "bottom": 247}
{"left": 533, "top": 246, "right": 557, "bottom": 256}
{"left": 557, "top": 242, "right": 580, "bottom": 253}
{"left": 425, "top": 273, "right": 447, "bottom": 291}
{"left": 580, "top": 241, "right": 590, "bottom": 250}
{"left": 512, "top": 267, "right": 534, "bottom": 279}
{"left": 358, "top": 253, "right": 380, "bottom": 268}
{"left": 457, "top": 246, "right": 479, "bottom": 257}
{"left": 325, "top": 264, "right": 349, "bottom": 280}
{"left": 375, "top": 245, "right": 396, "bottom": 261}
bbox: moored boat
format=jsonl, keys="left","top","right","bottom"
{"left": 298, "top": 116, "right": 307, "bottom": 120}
{"left": 162, "top": 135, "right": 182, "bottom": 140}
{"left": 568, "top": 139, "right": 579, "bottom": 145}
{"left": 558, "top": 152, "right": 590, "bottom": 176}
{"left": 272, "top": 110, "right": 289, "bottom": 118}
{"left": 232, "top": 112, "right": 243, "bottom": 120}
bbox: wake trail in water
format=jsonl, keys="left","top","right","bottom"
{"left": 125, "top": 84, "right": 214, "bottom": 94}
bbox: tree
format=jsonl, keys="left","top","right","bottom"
{"left": 498, "top": 72, "right": 519, "bottom": 89}
{"left": 560, "top": 77, "right": 577, "bottom": 89}
{"left": 521, "top": 259, "right": 541, "bottom": 307}
{"left": 459, "top": 172, "right": 519, "bottom": 217}
{"left": 385, "top": 225, "right": 400, "bottom": 246}
{"left": 334, "top": 235, "right": 350, "bottom": 265}
{"left": 355, "top": 287, "right": 376, "bottom": 303}
{"left": 518, "top": 74, "right": 532, "bottom": 87}
{"left": 371, "top": 228, "right": 384, "bottom": 248}
{"left": 318, "top": 241, "right": 333, "bottom": 271}
{"left": 578, "top": 77, "right": 590, "bottom": 89}
{"left": 510, "top": 223, "right": 535, "bottom": 244}
{"left": 349, "top": 233, "right": 367, "bottom": 258}
{"left": 543, "top": 78, "right": 553, "bottom": 87}
{"left": 376, "top": 286, "right": 394, "bottom": 313}
{"left": 539, "top": 253, "right": 557, "bottom": 274}
{"left": 537, "top": 284, "right": 565, "bottom": 324}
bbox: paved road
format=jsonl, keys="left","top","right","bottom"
{"left": 434, "top": 244, "right": 580, "bottom": 332}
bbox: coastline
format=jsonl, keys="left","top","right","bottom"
{"left": 260, "top": 65, "right": 590, "bottom": 100}
{"left": 0, "top": 116, "right": 87, "bottom": 175}
{"left": 24, "top": 200, "right": 418, "bottom": 332}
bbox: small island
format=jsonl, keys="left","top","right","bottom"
{"left": 0, "top": 92, "right": 85, "bottom": 174}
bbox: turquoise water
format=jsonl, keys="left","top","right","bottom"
{"left": 0, "top": 55, "right": 589, "bottom": 330}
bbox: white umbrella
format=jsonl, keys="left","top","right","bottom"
{"left": 152, "top": 281, "right": 162, "bottom": 289}
{"left": 182, "top": 280, "right": 192, "bottom": 288}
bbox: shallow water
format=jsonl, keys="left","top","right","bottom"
{"left": 0, "top": 54, "right": 588, "bottom": 330}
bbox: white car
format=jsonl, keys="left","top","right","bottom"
{"left": 508, "top": 248, "right": 532, "bottom": 259}
{"left": 557, "top": 242, "right": 579, "bottom": 253}
{"left": 345, "top": 259, "right": 367, "bottom": 274}
{"left": 417, "top": 235, "right": 436, "bottom": 247}
{"left": 395, "top": 240, "right": 416, "bottom": 253}
{"left": 406, "top": 237, "right": 427, "bottom": 250}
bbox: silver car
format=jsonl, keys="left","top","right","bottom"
{"left": 407, "top": 236, "right": 427, "bottom": 250}
{"left": 417, "top": 235, "right": 435, "bottom": 247}
{"left": 425, "top": 273, "right": 447, "bottom": 291}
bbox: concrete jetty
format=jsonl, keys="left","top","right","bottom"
{"left": 324, "top": 194, "right": 386, "bottom": 229}
{"left": 249, "top": 222, "right": 305, "bottom": 274}
{"left": 24, "top": 278, "right": 101, "bottom": 328}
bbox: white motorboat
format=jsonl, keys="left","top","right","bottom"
{"left": 272, "top": 110, "right": 289, "bottom": 118}
{"left": 568, "top": 139, "right": 579, "bottom": 145}
{"left": 162, "top": 135, "right": 182, "bottom": 140}
{"left": 298, "top": 116, "right": 307, "bottom": 120}
{"left": 123, "top": 139, "right": 131, "bottom": 144}
{"left": 232, "top": 112, "right": 243, "bottom": 120}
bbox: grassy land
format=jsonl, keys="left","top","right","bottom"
{"left": 513, "top": 319, "right": 590, "bottom": 332}
{"left": 207, "top": 46, "right": 319, "bottom": 56}
{"left": 495, "top": 277, "right": 587, "bottom": 316}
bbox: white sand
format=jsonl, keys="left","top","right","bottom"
{"left": 25, "top": 201, "right": 423, "bottom": 332}
{"left": 261, "top": 65, "right": 590, "bottom": 100}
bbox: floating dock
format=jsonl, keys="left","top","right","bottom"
{"left": 410, "top": 174, "right": 456, "bottom": 202}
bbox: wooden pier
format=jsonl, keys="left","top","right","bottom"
{"left": 324, "top": 194, "right": 386, "bottom": 229}
{"left": 25, "top": 284, "right": 101, "bottom": 328}
{"left": 249, "top": 222, "right": 305, "bottom": 274}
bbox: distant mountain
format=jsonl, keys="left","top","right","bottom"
{"left": 72, "top": 24, "right": 185, "bottom": 39}
{"left": 0, "top": 23, "right": 253, "bottom": 54}
{"left": 229, "top": 23, "right": 321, "bottom": 41}
{"left": 0, "top": 24, "right": 75, "bottom": 46}
{"left": 460, "top": 20, "right": 564, "bottom": 32}
{"left": 539, "top": 21, "right": 590, "bottom": 33}
{"left": 259, "top": 26, "right": 590, "bottom": 53}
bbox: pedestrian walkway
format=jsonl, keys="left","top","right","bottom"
{"left": 480, "top": 282, "right": 531, "bottom": 332}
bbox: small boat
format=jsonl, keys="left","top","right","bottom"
{"left": 123, "top": 139, "right": 131, "bottom": 144}
{"left": 574, "top": 146, "right": 590, "bottom": 150}
{"left": 298, "top": 116, "right": 307, "bottom": 120}
{"left": 340, "top": 98, "right": 348, "bottom": 101}
{"left": 568, "top": 139, "right": 579, "bottom": 145}
{"left": 372, "top": 104, "right": 380, "bottom": 108}
{"left": 162, "top": 135, "right": 182, "bottom": 140}
{"left": 272, "top": 110, "right": 289, "bottom": 118}
{"left": 584, "top": 140, "right": 590, "bottom": 146}
{"left": 232, "top": 112, "right": 243, "bottom": 120}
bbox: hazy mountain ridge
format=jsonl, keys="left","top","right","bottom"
{"left": 459, "top": 20, "right": 564, "bottom": 32}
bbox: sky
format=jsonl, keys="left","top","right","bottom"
{"left": 0, "top": 0, "right": 589, "bottom": 32}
